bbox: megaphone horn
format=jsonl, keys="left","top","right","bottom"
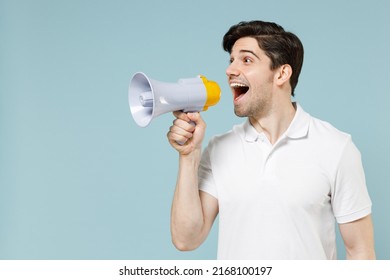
{"left": 128, "top": 72, "right": 221, "bottom": 127}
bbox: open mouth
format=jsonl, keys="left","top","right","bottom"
{"left": 230, "top": 82, "right": 249, "bottom": 101}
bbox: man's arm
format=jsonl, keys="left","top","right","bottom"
{"left": 338, "top": 214, "right": 376, "bottom": 259}
{"left": 167, "top": 111, "right": 218, "bottom": 251}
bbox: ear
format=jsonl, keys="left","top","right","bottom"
{"left": 275, "top": 64, "right": 292, "bottom": 86}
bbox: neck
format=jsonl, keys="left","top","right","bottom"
{"left": 249, "top": 100, "right": 296, "bottom": 145}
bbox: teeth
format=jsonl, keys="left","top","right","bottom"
{"left": 230, "top": 82, "right": 248, "bottom": 88}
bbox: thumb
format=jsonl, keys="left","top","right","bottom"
{"left": 187, "top": 112, "right": 205, "bottom": 127}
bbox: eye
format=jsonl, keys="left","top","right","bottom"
{"left": 229, "top": 57, "right": 234, "bottom": 64}
{"left": 244, "top": 57, "right": 252, "bottom": 63}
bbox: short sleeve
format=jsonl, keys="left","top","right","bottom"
{"left": 198, "top": 143, "right": 218, "bottom": 199}
{"left": 332, "top": 138, "right": 372, "bottom": 224}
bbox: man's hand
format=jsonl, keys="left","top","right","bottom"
{"left": 167, "top": 111, "right": 206, "bottom": 155}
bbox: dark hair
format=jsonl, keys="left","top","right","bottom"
{"left": 222, "top": 20, "right": 304, "bottom": 96}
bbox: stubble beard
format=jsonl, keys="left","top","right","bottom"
{"left": 234, "top": 77, "right": 274, "bottom": 118}
{"left": 234, "top": 94, "right": 271, "bottom": 119}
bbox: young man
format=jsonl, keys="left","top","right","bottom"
{"left": 167, "top": 20, "right": 375, "bottom": 259}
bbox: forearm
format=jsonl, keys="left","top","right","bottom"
{"left": 171, "top": 148, "right": 205, "bottom": 250}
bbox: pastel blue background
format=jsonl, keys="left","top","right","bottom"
{"left": 1, "top": 0, "right": 389, "bottom": 259}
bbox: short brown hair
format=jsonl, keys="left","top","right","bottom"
{"left": 223, "top": 20, "right": 304, "bottom": 96}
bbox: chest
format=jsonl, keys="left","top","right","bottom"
{"left": 211, "top": 140, "right": 333, "bottom": 213}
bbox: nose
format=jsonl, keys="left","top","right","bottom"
{"left": 226, "top": 61, "right": 240, "bottom": 77}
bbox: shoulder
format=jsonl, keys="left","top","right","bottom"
{"left": 202, "top": 121, "right": 248, "bottom": 162}
{"left": 294, "top": 104, "right": 358, "bottom": 163}
{"left": 208, "top": 121, "right": 246, "bottom": 148}
{"left": 308, "top": 114, "right": 352, "bottom": 147}
{"left": 305, "top": 113, "right": 363, "bottom": 173}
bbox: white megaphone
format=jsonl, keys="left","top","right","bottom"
{"left": 128, "top": 72, "right": 221, "bottom": 127}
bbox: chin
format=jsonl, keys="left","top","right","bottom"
{"left": 234, "top": 107, "right": 248, "bottom": 118}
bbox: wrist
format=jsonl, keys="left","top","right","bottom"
{"left": 179, "top": 147, "right": 202, "bottom": 167}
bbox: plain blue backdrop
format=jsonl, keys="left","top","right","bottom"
{"left": 1, "top": 0, "right": 389, "bottom": 259}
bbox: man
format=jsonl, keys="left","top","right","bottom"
{"left": 167, "top": 20, "right": 375, "bottom": 259}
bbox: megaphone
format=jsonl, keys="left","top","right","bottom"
{"left": 128, "top": 72, "right": 221, "bottom": 127}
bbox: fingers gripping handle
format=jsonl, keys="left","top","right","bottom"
{"left": 176, "top": 120, "right": 196, "bottom": 145}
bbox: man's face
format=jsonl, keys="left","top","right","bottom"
{"left": 226, "top": 37, "right": 276, "bottom": 118}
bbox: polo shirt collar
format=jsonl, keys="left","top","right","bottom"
{"left": 243, "top": 119, "right": 260, "bottom": 142}
{"left": 243, "top": 102, "right": 311, "bottom": 142}
{"left": 285, "top": 103, "right": 310, "bottom": 139}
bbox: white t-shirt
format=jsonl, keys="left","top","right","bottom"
{"left": 198, "top": 103, "right": 372, "bottom": 259}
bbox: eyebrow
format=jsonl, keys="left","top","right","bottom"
{"left": 239, "top": 49, "right": 260, "bottom": 60}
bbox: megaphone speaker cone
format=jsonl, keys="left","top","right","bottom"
{"left": 128, "top": 72, "right": 155, "bottom": 127}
